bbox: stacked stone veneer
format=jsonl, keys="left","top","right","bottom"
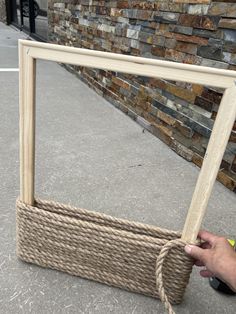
{"left": 0, "top": 0, "right": 6, "bottom": 22}
{"left": 48, "top": 0, "right": 236, "bottom": 192}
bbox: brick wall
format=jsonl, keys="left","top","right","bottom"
{"left": 0, "top": 0, "right": 6, "bottom": 22}
{"left": 48, "top": 0, "right": 236, "bottom": 192}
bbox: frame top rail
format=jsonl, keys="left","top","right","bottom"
{"left": 19, "top": 39, "right": 236, "bottom": 89}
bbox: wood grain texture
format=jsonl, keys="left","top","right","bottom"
{"left": 20, "top": 51, "right": 36, "bottom": 205}
{"left": 19, "top": 42, "right": 25, "bottom": 202}
{"left": 19, "top": 39, "right": 236, "bottom": 88}
{"left": 182, "top": 85, "right": 236, "bottom": 243}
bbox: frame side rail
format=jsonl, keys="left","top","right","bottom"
{"left": 182, "top": 85, "right": 236, "bottom": 243}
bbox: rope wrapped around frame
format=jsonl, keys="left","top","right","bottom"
{"left": 16, "top": 199, "right": 194, "bottom": 313}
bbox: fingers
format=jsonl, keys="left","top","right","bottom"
{"left": 200, "top": 242, "right": 211, "bottom": 250}
{"left": 200, "top": 269, "right": 214, "bottom": 278}
{"left": 184, "top": 245, "right": 208, "bottom": 263}
{"left": 198, "top": 230, "right": 218, "bottom": 245}
{"left": 195, "top": 260, "right": 205, "bottom": 267}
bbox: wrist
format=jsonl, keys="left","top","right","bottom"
{"left": 221, "top": 256, "right": 236, "bottom": 292}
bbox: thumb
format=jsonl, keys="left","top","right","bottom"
{"left": 184, "top": 244, "right": 206, "bottom": 262}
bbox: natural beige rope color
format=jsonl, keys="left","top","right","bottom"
{"left": 16, "top": 199, "right": 193, "bottom": 313}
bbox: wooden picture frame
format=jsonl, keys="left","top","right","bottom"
{"left": 19, "top": 39, "right": 236, "bottom": 244}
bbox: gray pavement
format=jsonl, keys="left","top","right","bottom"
{"left": 0, "top": 22, "right": 235, "bottom": 314}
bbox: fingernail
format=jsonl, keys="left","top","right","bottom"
{"left": 184, "top": 245, "right": 193, "bottom": 254}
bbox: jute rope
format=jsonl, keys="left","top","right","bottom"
{"left": 16, "top": 199, "right": 193, "bottom": 313}
{"left": 156, "top": 239, "right": 187, "bottom": 314}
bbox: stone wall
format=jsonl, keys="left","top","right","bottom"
{"left": 48, "top": 0, "right": 236, "bottom": 192}
{"left": 0, "top": 0, "right": 6, "bottom": 23}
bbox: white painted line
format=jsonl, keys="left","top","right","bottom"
{"left": 0, "top": 68, "right": 19, "bottom": 72}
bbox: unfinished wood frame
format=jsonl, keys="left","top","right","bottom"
{"left": 19, "top": 39, "right": 236, "bottom": 243}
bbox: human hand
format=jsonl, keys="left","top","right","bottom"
{"left": 184, "top": 230, "right": 236, "bottom": 292}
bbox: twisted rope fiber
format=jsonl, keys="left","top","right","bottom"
{"left": 34, "top": 198, "right": 181, "bottom": 240}
{"left": 18, "top": 207, "right": 169, "bottom": 249}
{"left": 16, "top": 199, "right": 193, "bottom": 313}
{"left": 156, "top": 239, "right": 193, "bottom": 314}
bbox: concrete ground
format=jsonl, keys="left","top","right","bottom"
{"left": 0, "top": 22, "right": 235, "bottom": 314}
